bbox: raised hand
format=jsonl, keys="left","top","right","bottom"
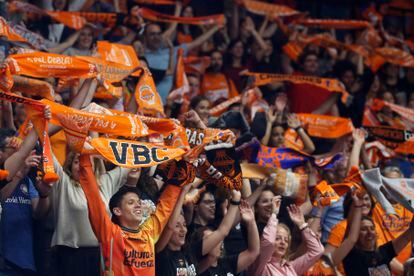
{"left": 351, "top": 190, "right": 363, "bottom": 207}
{"left": 240, "top": 200, "right": 255, "bottom": 223}
{"left": 272, "top": 195, "right": 282, "bottom": 215}
{"left": 275, "top": 93, "right": 288, "bottom": 112}
{"left": 287, "top": 113, "right": 301, "bottom": 129}
{"left": 352, "top": 128, "right": 366, "bottom": 145}
{"left": 287, "top": 204, "right": 305, "bottom": 227}
{"left": 266, "top": 106, "right": 278, "bottom": 125}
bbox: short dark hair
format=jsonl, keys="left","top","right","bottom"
{"left": 189, "top": 95, "right": 209, "bottom": 110}
{"left": 109, "top": 186, "right": 141, "bottom": 224}
{"left": 298, "top": 50, "right": 318, "bottom": 66}
{"left": 0, "top": 128, "right": 16, "bottom": 149}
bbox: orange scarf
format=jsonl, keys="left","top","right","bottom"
{"left": 243, "top": 71, "right": 350, "bottom": 104}
{"left": 371, "top": 99, "right": 414, "bottom": 124}
{"left": 139, "top": 8, "right": 225, "bottom": 26}
{"left": 0, "top": 91, "right": 58, "bottom": 183}
{"left": 295, "top": 19, "right": 371, "bottom": 29}
{"left": 238, "top": 0, "right": 300, "bottom": 17}
{"left": 297, "top": 113, "right": 354, "bottom": 138}
{"left": 183, "top": 56, "right": 211, "bottom": 75}
{"left": 7, "top": 52, "right": 98, "bottom": 79}
{"left": 0, "top": 16, "right": 29, "bottom": 44}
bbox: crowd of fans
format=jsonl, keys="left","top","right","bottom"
{"left": 0, "top": 0, "right": 414, "bottom": 275}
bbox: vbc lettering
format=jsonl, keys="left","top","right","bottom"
{"left": 109, "top": 141, "right": 168, "bottom": 165}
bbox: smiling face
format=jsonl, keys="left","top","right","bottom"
{"left": 115, "top": 192, "right": 142, "bottom": 226}
{"left": 77, "top": 27, "right": 93, "bottom": 50}
{"left": 256, "top": 190, "right": 275, "bottom": 223}
{"left": 273, "top": 225, "right": 290, "bottom": 259}
{"left": 357, "top": 219, "right": 377, "bottom": 251}
{"left": 194, "top": 99, "right": 210, "bottom": 123}
{"left": 361, "top": 193, "right": 372, "bottom": 216}
{"left": 196, "top": 192, "right": 216, "bottom": 222}
{"left": 270, "top": 126, "right": 285, "bottom": 147}
{"left": 168, "top": 214, "right": 187, "bottom": 249}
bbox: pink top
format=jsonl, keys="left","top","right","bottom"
{"left": 250, "top": 214, "right": 324, "bottom": 276}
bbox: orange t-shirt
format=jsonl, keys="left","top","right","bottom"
{"left": 372, "top": 202, "right": 413, "bottom": 265}
{"left": 200, "top": 73, "right": 238, "bottom": 104}
{"left": 327, "top": 219, "right": 386, "bottom": 248}
{"left": 304, "top": 258, "right": 336, "bottom": 276}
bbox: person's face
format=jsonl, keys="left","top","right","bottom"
{"left": 116, "top": 192, "right": 142, "bottom": 225}
{"left": 204, "top": 229, "right": 223, "bottom": 258}
{"left": 182, "top": 6, "right": 193, "bottom": 17}
{"left": 194, "top": 100, "right": 210, "bottom": 122}
{"left": 358, "top": 219, "right": 377, "bottom": 251}
{"left": 381, "top": 92, "right": 395, "bottom": 104}
{"left": 169, "top": 214, "right": 187, "bottom": 249}
{"left": 145, "top": 24, "right": 162, "bottom": 50}
{"left": 188, "top": 76, "right": 200, "bottom": 95}
{"left": 197, "top": 192, "right": 216, "bottom": 222}
{"left": 231, "top": 42, "right": 244, "bottom": 59}
{"left": 71, "top": 154, "right": 80, "bottom": 181}
{"left": 133, "top": 40, "right": 145, "bottom": 56}
{"left": 273, "top": 226, "right": 290, "bottom": 259}
{"left": 77, "top": 27, "right": 93, "bottom": 50}
{"left": 256, "top": 190, "right": 274, "bottom": 222}
{"left": 303, "top": 54, "right": 319, "bottom": 75}
{"left": 361, "top": 193, "right": 372, "bottom": 216}
{"left": 210, "top": 52, "right": 223, "bottom": 72}
{"left": 384, "top": 168, "right": 402, "bottom": 179}
{"left": 341, "top": 70, "right": 355, "bottom": 91}
{"left": 386, "top": 64, "right": 399, "bottom": 78}
{"left": 270, "top": 126, "right": 285, "bottom": 147}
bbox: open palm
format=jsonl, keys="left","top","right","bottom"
{"left": 240, "top": 201, "right": 255, "bottom": 223}
{"left": 287, "top": 204, "right": 305, "bottom": 227}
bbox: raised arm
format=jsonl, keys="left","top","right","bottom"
{"left": 287, "top": 113, "right": 315, "bottom": 154}
{"left": 347, "top": 128, "right": 365, "bottom": 175}
{"left": 155, "top": 183, "right": 192, "bottom": 253}
{"left": 253, "top": 196, "right": 281, "bottom": 274}
{"left": 236, "top": 201, "right": 260, "bottom": 273}
{"left": 289, "top": 204, "right": 324, "bottom": 275}
{"left": 392, "top": 218, "right": 414, "bottom": 254}
{"left": 200, "top": 190, "right": 241, "bottom": 256}
{"left": 331, "top": 192, "right": 363, "bottom": 266}
{"left": 162, "top": 1, "right": 182, "bottom": 42}
{"left": 186, "top": 25, "right": 220, "bottom": 52}
{"left": 261, "top": 107, "right": 278, "bottom": 146}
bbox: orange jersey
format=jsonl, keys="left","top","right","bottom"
{"left": 372, "top": 202, "right": 413, "bottom": 265}
{"left": 304, "top": 258, "right": 337, "bottom": 276}
{"left": 79, "top": 155, "right": 181, "bottom": 276}
{"left": 200, "top": 73, "right": 238, "bottom": 104}
{"left": 327, "top": 219, "right": 386, "bottom": 248}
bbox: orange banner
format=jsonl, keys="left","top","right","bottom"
{"left": 295, "top": 19, "right": 371, "bottom": 29}
{"left": 238, "top": 0, "right": 300, "bottom": 17}
{"left": 371, "top": 99, "right": 414, "bottom": 124}
{"left": 134, "top": 68, "right": 164, "bottom": 116}
{"left": 368, "top": 47, "right": 414, "bottom": 72}
{"left": 139, "top": 8, "right": 225, "bottom": 26}
{"left": 169, "top": 48, "right": 190, "bottom": 103}
{"left": 89, "top": 137, "right": 185, "bottom": 168}
{"left": 209, "top": 95, "right": 241, "bottom": 116}
{"left": 7, "top": 52, "right": 97, "bottom": 79}
{"left": 43, "top": 99, "right": 149, "bottom": 152}
{"left": 297, "top": 113, "right": 354, "bottom": 138}
{"left": 0, "top": 16, "right": 29, "bottom": 44}
{"left": 96, "top": 41, "right": 140, "bottom": 77}
{"left": 242, "top": 71, "right": 349, "bottom": 104}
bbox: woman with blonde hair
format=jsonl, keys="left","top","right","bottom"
{"left": 250, "top": 196, "right": 324, "bottom": 276}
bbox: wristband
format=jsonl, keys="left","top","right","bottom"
{"left": 294, "top": 126, "right": 303, "bottom": 132}
{"left": 299, "top": 222, "right": 309, "bottom": 231}
{"left": 230, "top": 199, "right": 241, "bottom": 206}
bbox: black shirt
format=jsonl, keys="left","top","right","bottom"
{"left": 343, "top": 241, "right": 396, "bottom": 276}
{"left": 156, "top": 248, "right": 197, "bottom": 276}
{"left": 199, "top": 254, "right": 239, "bottom": 276}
